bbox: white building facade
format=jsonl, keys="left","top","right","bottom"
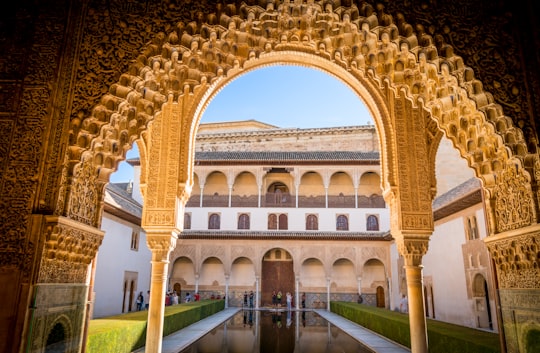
{"left": 94, "top": 120, "right": 498, "bottom": 333}
{"left": 92, "top": 182, "right": 152, "bottom": 318}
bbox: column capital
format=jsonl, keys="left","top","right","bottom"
{"left": 146, "top": 231, "right": 177, "bottom": 262}
{"left": 396, "top": 236, "right": 430, "bottom": 267}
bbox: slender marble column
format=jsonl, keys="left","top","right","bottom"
{"left": 225, "top": 274, "right": 230, "bottom": 308}
{"left": 326, "top": 277, "right": 331, "bottom": 311}
{"left": 399, "top": 236, "right": 430, "bottom": 353}
{"left": 295, "top": 276, "right": 300, "bottom": 310}
{"left": 145, "top": 233, "right": 176, "bottom": 353}
{"left": 405, "top": 264, "right": 428, "bottom": 353}
{"left": 255, "top": 276, "right": 260, "bottom": 309}
{"left": 199, "top": 186, "right": 204, "bottom": 207}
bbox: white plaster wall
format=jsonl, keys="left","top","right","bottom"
{"left": 187, "top": 206, "right": 390, "bottom": 232}
{"left": 131, "top": 163, "right": 143, "bottom": 205}
{"left": 435, "top": 138, "right": 475, "bottom": 197}
{"left": 423, "top": 215, "right": 474, "bottom": 327}
{"left": 389, "top": 242, "right": 401, "bottom": 311}
{"left": 93, "top": 213, "right": 151, "bottom": 318}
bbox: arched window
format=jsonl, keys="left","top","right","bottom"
{"left": 208, "top": 213, "right": 220, "bottom": 229}
{"left": 184, "top": 213, "right": 191, "bottom": 230}
{"left": 465, "top": 215, "right": 479, "bottom": 240}
{"left": 336, "top": 215, "right": 349, "bottom": 230}
{"left": 471, "top": 216, "right": 479, "bottom": 239}
{"left": 238, "top": 213, "right": 250, "bottom": 229}
{"left": 268, "top": 214, "right": 288, "bottom": 230}
{"left": 278, "top": 214, "right": 288, "bottom": 230}
{"left": 306, "top": 214, "right": 318, "bottom": 230}
{"left": 268, "top": 214, "right": 278, "bottom": 230}
{"left": 367, "top": 215, "right": 379, "bottom": 231}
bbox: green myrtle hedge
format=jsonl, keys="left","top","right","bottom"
{"left": 86, "top": 300, "right": 224, "bottom": 353}
{"left": 331, "top": 302, "right": 500, "bottom": 353}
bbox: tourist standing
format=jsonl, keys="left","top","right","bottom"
{"left": 272, "top": 290, "right": 277, "bottom": 307}
{"left": 249, "top": 290, "right": 254, "bottom": 308}
{"left": 277, "top": 290, "right": 283, "bottom": 307}
{"left": 400, "top": 294, "right": 408, "bottom": 313}
{"left": 136, "top": 291, "right": 144, "bottom": 311}
{"left": 286, "top": 292, "right": 292, "bottom": 311}
{"left": 243, "top": 291, "right": 248, "bottom": 307}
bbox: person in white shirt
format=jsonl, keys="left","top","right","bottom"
{"left": 400, "top": 294, "right": 408, "bottom": 313}
{"left": 286, "top": 292, "right": 293, "bottom": 311}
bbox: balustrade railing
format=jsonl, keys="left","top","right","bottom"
{"left": 187, "top": 193, "right": 386, "bottom": 208}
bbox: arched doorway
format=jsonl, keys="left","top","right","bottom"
{"left": 230, "top": 257, "right": 256, "bottom": 307}
{"left": 376, "top": 286, "right": 385, "bottom": 308}
{"left": 362, "top": 259, "right": 387, "bottom": 308}
{"left": 473, "top": 274, "right": 493, "bottom": 329}
{"left": 262, "top": 248, "right": 294, "bottom": 307}
{"left": 173, "top": 283, "right": 181, "bottom": 297}
{"left": 169, "top": 256, "right": 195, "bottom": 299}
{"left": 45, "top": 322, "right": 66, "bottom": 353}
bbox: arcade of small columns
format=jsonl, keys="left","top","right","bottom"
{"left": 167, "top": 241, "right": 392, "bottom": 311}
{"left": 53, "top": 3, "right": 539, "bottom": 353}
{"left": 187, "top": 165, "right": 384, "bottom": 209}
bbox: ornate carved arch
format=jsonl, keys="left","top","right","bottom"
{"left": 66, "top": 1, "right": 535, "bottom": 235}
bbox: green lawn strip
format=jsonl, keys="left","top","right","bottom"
{"left": 331, "top": 302, "right": 500, "bottom": 353}
{"left": 86, "top": 300, "right": 224, "bottom": 353}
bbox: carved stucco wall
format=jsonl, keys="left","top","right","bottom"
{"left": 0, "top": 1, "right": 539, "bottom": 353}
{"left": 68, "top": 0, "right": 536, "bottom": 235}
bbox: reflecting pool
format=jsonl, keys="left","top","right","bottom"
{"left": 179, "top": 309, "right": 373, "bottom": 353}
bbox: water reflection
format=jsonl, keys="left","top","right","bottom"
{"left": 179, "top": 310, "right": 372, "bottom": 353}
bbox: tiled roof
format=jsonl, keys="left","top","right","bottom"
{"left": 180, "top": 230, "right": 392, "bottom": 241}
{"left": 432, "top": 178, "right": 483, "bottom": 220}
{"left": 104, "top": 183, "right": 142, "bottom": 223}
{"left": 195, "top": 151, "right": 380, "bottom": 162}
{"left": 197, "top": 124, "right": 376, "bottom": 138}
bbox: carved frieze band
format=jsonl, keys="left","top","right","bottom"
{"left": 143, "top": 209, "right": 176, "bottom": 229}
{"left": 485, "top": 225, "right": 540, "bottom": 289}
{"left": 64, "top": 155, "right": 106, "bottom": 228}
{"left": 40, "top": 216, "right": 104, "bottom": 283}
{"left": 492, "top": 164, "right": 536, "bottom": 233}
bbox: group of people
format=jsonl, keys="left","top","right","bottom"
{"left": 243, "top": 290, "right": 255, "bottom": 308}
{"left": 136, "top": 290, "right": 151, "bottom": 311}
{"left": 164, "top": 291, "right": 200, "bottom": 306}
{"left": 136, "top": 290, "right": 206, "bottom": 310}
{"left": 271, "top": 290, "right": 294, "bottom": 310}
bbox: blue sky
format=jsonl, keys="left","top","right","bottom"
{"left": 111, "top": 65, "right": 372, "bottom": 182}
